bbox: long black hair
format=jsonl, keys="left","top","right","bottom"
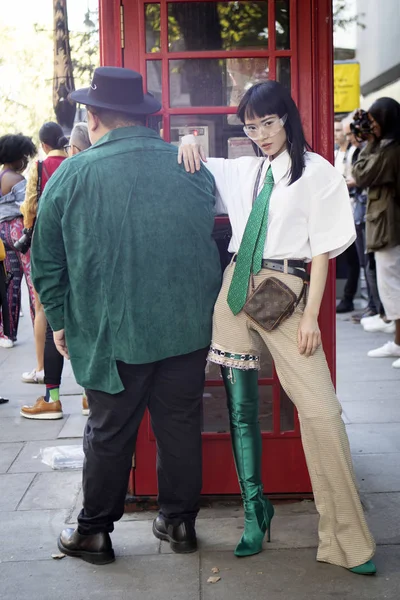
{"left": 0, "top": 134, "right": 37, "bottom": 165}
{"left": 39, "top": 122, "right": 68, "bottom": 150}
{"left": 368, "top": 97, "right": 400, "bottom": 142}
{"left": 237, "top": 81, "right": 310, "bottom": 185}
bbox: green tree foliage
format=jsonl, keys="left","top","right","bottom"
{"left": 70, "top": 10, "right": 99, "bottom": 87}
{"left": 0, "top": 24, "right": 54, "bottom": 143}
{"left": 0, "top": 9, "right": 99, "bottom": 142}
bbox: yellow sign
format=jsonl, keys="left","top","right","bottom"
{"left": 334, "top": 62, "right": 360, "bottom": 113}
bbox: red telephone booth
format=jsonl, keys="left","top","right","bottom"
{"left": 99, "top": 0, "right": 336, "bottom": 497}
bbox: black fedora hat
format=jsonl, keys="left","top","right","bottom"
{"left": 69, "top": 66, "right": 161, "bottom": 115}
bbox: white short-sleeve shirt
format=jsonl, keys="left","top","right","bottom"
{"left": 182, "top": 136, "right": 356, "bottom": 262}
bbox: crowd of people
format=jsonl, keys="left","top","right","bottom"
{"left": 0, "top": 65, "right": 399, "bottom": 577}
{"left": 334, "top": 100, "right": 400, "bottom": 368}
{"left": 0, "top": 121, "right": 91, "bottom": 417}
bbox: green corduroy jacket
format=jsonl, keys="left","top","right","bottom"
{"left": 31, "top": 126, "right": 221, "bottom": 393}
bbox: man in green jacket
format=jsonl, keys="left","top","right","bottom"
{"left": 31, "top": 67, "right": 221, "bottom": 564}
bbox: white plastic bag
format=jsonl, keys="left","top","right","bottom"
{"left": 40, "top": 445, "right": 84, "bottom": 470}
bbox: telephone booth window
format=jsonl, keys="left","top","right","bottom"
{"left": 114, "top": 0, "right": 334, "bottom": 496}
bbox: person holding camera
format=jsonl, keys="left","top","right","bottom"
{"left": 20, "top": 123, "right": 91, "bottom": 420}
{"left": 353, "top": 98, "right": 400, "bottom": 367}
{"left": 19, "top": 122, "right": 67, "bottom": 383}
{"left": 0, "top": 134, "right": 37, "bottom": 347}
{"left": 342, "top": 115, "right": 386, "bottom": 326}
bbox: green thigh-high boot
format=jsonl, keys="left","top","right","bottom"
{"left": 222, "top": 367, "right": 274, "bottom": 557}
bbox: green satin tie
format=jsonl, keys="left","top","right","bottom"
{"left": 227, "top": 167, "right": 274, "bottom": 315}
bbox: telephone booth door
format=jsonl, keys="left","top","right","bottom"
{"left": 99, "top": 0, "right": 336, "bottom": 496}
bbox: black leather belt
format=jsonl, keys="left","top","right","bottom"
{"left": 232, "top": 256, "right": 310, "bottom": 282}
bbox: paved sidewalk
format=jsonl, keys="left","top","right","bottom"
{"left": 1, "top": 288, "right": 400, "bottom": 600}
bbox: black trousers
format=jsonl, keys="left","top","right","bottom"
{"left": 0, "top": 264, "right": 10, "bottom": 338}
{"left": 354, "top": 223, "right": 384, "bottom": 315}
{"left": 44, "top": 321, "right": 64, "bottom": 386}
{"left": 343, "top": 240, "right": 360, "bottom": 302}
{"left": 77, "top": 347, "right": 208, "bottom": 535}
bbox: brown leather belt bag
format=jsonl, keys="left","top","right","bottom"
{"left": 243, "top": 272, "right": 309, "bottom": 332}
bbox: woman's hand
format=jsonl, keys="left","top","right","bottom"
{"left": 178, "top": 144, "right": 207, "bottom": 173}
{"left": 297, "top": 311, "right": 321, "bottom": 357}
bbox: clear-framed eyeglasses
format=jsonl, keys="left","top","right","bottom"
{"left": 64, "top": 144, "right": 82, "bottom": 153}
{"left": 243, "top": 114, "right": 288, "bottom": 140}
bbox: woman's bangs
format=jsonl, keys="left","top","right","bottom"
{"left": 239, "top": 83, "right": 285, "bottom": 123}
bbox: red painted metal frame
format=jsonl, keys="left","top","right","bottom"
{"left": 101, "top": 0, "right": 335, "bottom": 496}
{"left": 99, "top": 0, "right": 123, "bottom": 66}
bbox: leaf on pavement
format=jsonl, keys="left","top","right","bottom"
{"left": 207, "top": 576, "right": 221, "bottom": 584}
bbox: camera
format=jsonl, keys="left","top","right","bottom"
{"left": 14, "top": 227, "right": 34, "bottom": 254}
{"left": 350, "top": 109, "right": 373, "bottom": 142}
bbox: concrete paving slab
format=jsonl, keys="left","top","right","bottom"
{"left": 347, "top": 423, "right": 400, "bottom": 455}
{"left": 200, "top": 546, "right": 399, "bottom": 600}
{"left": 0, "top": 509, "right": 68, "bottom": 562}
{"left": 57, "top": 413, "right": 87, "bottom": 439}
{"left": 342, "top": 398, "right": 400, "bottom": 424}
{"left": 0, "top": 396, "right": 34, "bottom": 417}
{"left": 66, "top": 498, "right": 160, "bottom": 556}
{"left": 337, "top": 362, "right": 400, "bottom": 384}
{"left": 18, "top": 471, "right": 82, "bottom": 511}
{"left": 0, "top": 554, "right": 200, "bottom": 600}
{"left": 353, "top": 454, "right": 400, "bottom": 493}
{"left": 363, "top": 493, "right": 400, "bottom": 546}
{"left": 0, "top": 442, "right": 24, "bottom": 473}
{"left": 0, "top": 473, "right": 35, "bottom": 511}
{"left": 0, "top": 416, "right": 66, "bottom": 442}
{"left": 161, "top": 514, "right": 319, "bottom": 555}
{"left": 338, "top": 379, "right": 400, "bottom": 404}
{"left": 58, "top": 394, "right": 86, "bottom": 416}
{"left": 110, "top": 519, "right": 161, "bottom": 556}
{"left": 8, "top": 438, "right": 82, "bottom": 473}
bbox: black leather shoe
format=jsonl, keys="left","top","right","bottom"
{"left": 57, "top": 528, "right": 115, "bottom": 565}
{"left": 336, "top": 300, "right": 354, "bottom": 314}
{"left": 153, "top": 515, "right": 197, "bottom": 553}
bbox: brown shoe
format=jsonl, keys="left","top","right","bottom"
{"left": 82, "top": 394, "right": 89, "bottom": 416}
{"left": 20, "top": 397, "right": 63, "bottom": 420}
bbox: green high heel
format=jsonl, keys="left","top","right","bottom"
{"left": 222, "top": 367, "right": 274, "bottom": 558}
{"left": 349, "top": 560, "right": 377, "bottom": 575}
{"left": 235, "top": 495, "right": 275, "bottom": 557}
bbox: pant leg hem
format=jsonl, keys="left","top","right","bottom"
{"left": 316, "top": 549, "right": 376, "bottom": 570}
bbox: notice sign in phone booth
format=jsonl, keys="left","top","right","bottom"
{"left": 99, "top": 0, "right": 336, "bottom": 497}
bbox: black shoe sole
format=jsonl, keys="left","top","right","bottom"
{"left": 57, "top": 537, "right": 115, "bottom": 565}
{"left": 152, "top": 521, "right": 198, "bottom": 554}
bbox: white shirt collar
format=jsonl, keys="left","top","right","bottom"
{"left": 268, "top": 149, "right": 291, "bottom": 184}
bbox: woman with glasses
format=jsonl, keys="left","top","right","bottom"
{"left": 179, "top": 81, "right": 376, "bottom": 575}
